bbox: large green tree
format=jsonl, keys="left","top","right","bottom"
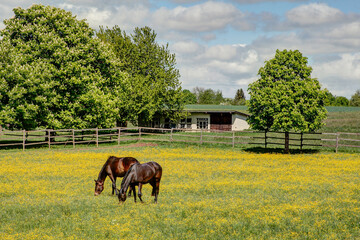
{"left": 350, "top": 90, "right": 360, "bottom": 107}
{"left": 0, "top": 5, "right": 125, "bottom": 130}
{"left": 97, "top": 26, "right": 184, "bottom": 126}
{"left": 248, "top": 49, "right": 327, "bottom": 153}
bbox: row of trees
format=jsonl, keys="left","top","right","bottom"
{"left": 184, "top": 86, "right": 360, "bottom": 107}
{"left": 183, "top": 87, "right": 246, "bottom": 105}
{"left": 0, "top": 5, "right": 184, "bottom": 130}
{"left": 324, "top": 89, "right": 360, "bottom": 107}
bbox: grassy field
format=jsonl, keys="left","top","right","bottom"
{"left": 322, "top": 111, "right": 360, "bottom": 133}
{"left": 1, "top": 145, "right": 359, "bottom": 239}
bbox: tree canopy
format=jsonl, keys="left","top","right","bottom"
{"left": 350, "top": 90, "right": 360, "bottom": 107}
{"left": 97, "top": 26, "right": 184, "bottom": 126}
{"left": 248, "top": 49, "right": 327, "bottom": 152}
{"left": 182, "top": 89, "right": 197, "bottom": 104}
{"left": 192, "top": 87, "right": 224, "bottom": 104}
{"left": 233, "top": 88, "right": 246, "bottom": 105}
{"left": 0, "top": 4, "right": 125, "bottom": 130}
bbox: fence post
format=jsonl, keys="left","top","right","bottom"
{"left": 232, "top": 131, "right": 235, "bottom": 148}
{"left": 200, "top": 128, "right": 203, "bottom": 145}
{"left": 118, "top": 128, "right": 121, "bottom": 145}
{"left": 72, "top": 129, "right": 75, "bottom": 148}
{"left": 96, "top": 128, "right": 99, "bottom": 147}
{"left": 300, "top": 132, "right": 303, "bottom": 153}
{"left": 48, "top": 129, "right": 51, "bottom": 149}
{"left": 265, "top": 130, "right": 267, "bottom": 148}
{"left": 22, "top": 130, "right": 26, "bottom": 151}
{"left": 139, "top": 127, "right": 142, "bottom": 140}
{"left": 170, "top": 128, "right": 173, "bottom": 142}
{"left": 336, "top": 133, "right": 339, "bottom": 153}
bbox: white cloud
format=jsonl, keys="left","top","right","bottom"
{"left": 172, "top": 41, "right": 202, "bottom": 55}
{"left": 152, "top": 2, "right": 239, "bottom": 32}
{"left": 203, "top": 45, "right": 238, "bottom": 61}
{"left": 176, "top": 42, "right": 262, "bottom": 98}
{"left": 59, "top": 3, "right": 150, "bottom": 30}
{"left": 321, "top": 21, "right": 360, "bottom": 40}
{"left": 313, "top": 53, "right": 360, "bottom": 97}
{"left": 287, "top": 3, "right": 345, "bottom": 26}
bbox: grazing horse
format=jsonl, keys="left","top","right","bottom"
{"left": 94, "top": 156, "right": 139, "bottom": 196}
{"left": 118, "top": 162, "right": 162, "bottom": 203}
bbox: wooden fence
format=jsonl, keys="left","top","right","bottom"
{"left": 0, "top": 127, "right": 359, "bottom": 152}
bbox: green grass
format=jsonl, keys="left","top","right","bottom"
{"left": 322, "top": 111, "right": 360, "bottom": 133}
{"left": 1, "top": 146, "right": 360, "bottom": 239}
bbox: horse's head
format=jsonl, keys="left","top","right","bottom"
{"left": 118, "top": 189, "right": 127, "bottom": 202}
{"left": 94, "top": 180, "right": 104, "bottom": 196}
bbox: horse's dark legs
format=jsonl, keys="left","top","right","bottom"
{"left": 152, "top": 176, "right": 161, "bottom": 203}
{"left": 150, "top": 181, "right": 157, "bottom": 203}
{"left": 113, "top": 177, "right": 117, "bottom": 195}
{"left": 131, "top": 184, "right": 137, "bottom": 202}
{"left": 108, "top": 174, "right": 118, "bottom": 195}
{"left": 138, "top": 183, "right": 143, "bottom": 202}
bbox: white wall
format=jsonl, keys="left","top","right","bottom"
{"left": 232, "top": 114, "right": 250, "bottom": 131}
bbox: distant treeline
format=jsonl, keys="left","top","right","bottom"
{"left": 183, "top": 87, "right": 247, "bottom": 105}
{"left": 324, "top": 89, "right": 360, "bottom": 106}
{"left": 183, "top": 87, "right": 360, "bottom": 107}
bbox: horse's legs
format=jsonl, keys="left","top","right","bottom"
{"left": 131, "top": 184, "right": 137, "bottom": 203}
{"left": 150, "top": 181, "right": 157, "bottom": 203}
{"left": 138, "top": 183, "right": 143, "bottom": 202}
{"left": 108, "top": 174, "right": 117, "bottom": 195}
{"left": 113, "top": 177, "right": 117, "bottom": 195}
{"left": 153, "top": 171, "right": 162, "bottom": 203}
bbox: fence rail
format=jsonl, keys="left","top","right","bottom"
{"left": 0, "top": 127, "right": 359, "bottom": 152}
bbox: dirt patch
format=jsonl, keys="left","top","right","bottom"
{"left": 123, "top": 142, "right": 158, "bottom": 148}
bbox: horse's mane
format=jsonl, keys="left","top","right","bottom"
{"left": 97, "top": 156, "right": 116, "bottom": 180}
{"left": 120, "top": 162, "right": 138, "bottom": 189}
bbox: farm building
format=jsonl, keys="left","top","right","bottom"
{"left": 151, "top": 105, "right": 250, "bottom": 131}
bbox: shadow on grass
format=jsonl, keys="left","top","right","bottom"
{"left": 243, "top": 146, "right": 320, "bottom": 154}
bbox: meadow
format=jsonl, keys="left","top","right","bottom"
{"left": 1, "top": 145, "right": 359, "bottom": 239}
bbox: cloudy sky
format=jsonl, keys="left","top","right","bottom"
{"left": 1, "top": 0, "right": 359, "bottom": 99}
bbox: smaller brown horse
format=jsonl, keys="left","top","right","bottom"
{"left": 94, "top": 156, "right": 139, "bottom": 196}
{"left": 118, "top": 162, "right": 162, "bottom": 203}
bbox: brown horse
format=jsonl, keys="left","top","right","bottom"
{"left": 94, "top": 156, "right": 139, "bottom": 196}
{"left": 118, "top": 162, "right": 162, "bottom": 203}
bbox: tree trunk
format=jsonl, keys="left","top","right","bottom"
{"left": 284, "top": 131, "right": 290, "bottom": 154}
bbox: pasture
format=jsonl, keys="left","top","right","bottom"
{"left": 1, "top": 145, "right": 360, "bottom": 239}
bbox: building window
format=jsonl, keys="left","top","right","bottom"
{"left": 180, "top": 118, "right": 192, "bottom": 129}
{"left": 197, "top": 118, "right": 208, "bottom": 129}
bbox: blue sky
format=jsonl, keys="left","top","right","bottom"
{"left": 1, "top": 0, "right": 359, "bottom": 99}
